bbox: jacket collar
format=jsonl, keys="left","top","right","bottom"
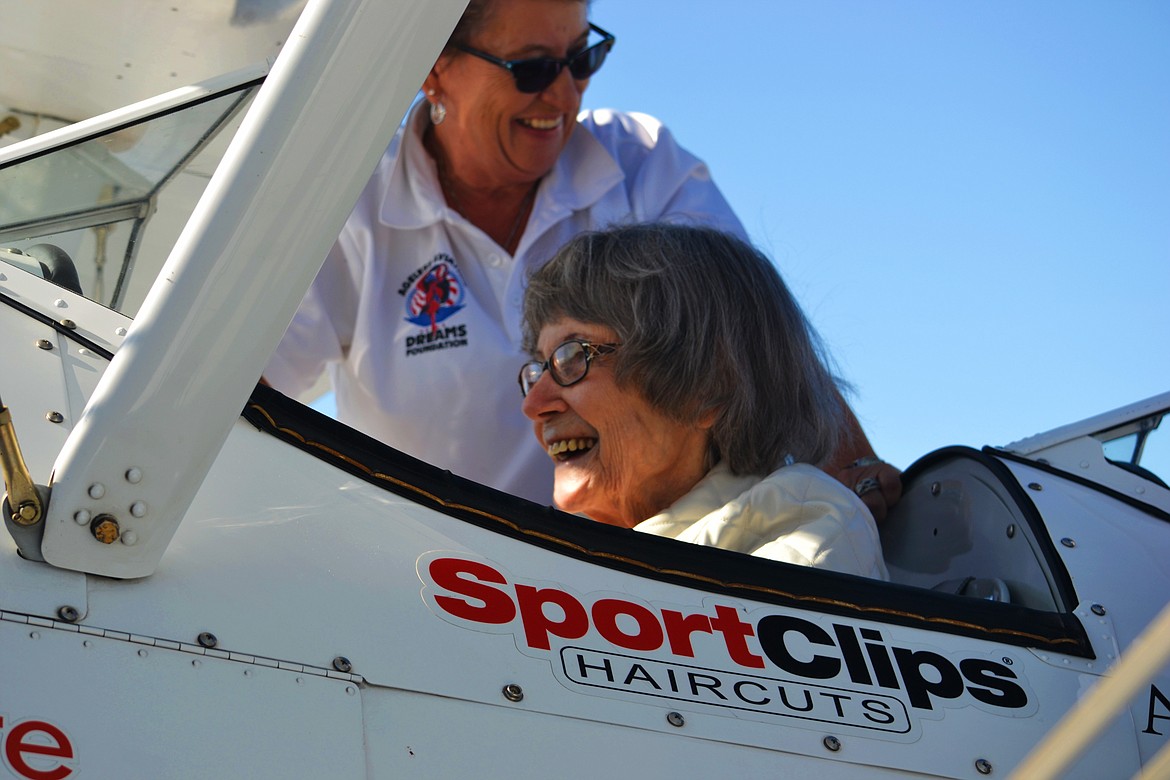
{"left": 638, "top": 462, "right": 760, "bottom": 529}
{"left": 378, "top": 103, "right": 624, "bottom": 230}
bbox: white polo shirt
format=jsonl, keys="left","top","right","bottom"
{"left": 266, "top": 102, "right": 745, "bottom": 504}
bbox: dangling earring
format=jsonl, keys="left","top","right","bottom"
{"left": 427, "top": 89, "right": 447, "bottom": 126}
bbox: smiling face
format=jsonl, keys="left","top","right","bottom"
{"left": 425, "top": 0, "right": 590, "bottom": 190}
{"left": 521, "top": 317, "right": 715, "bottom": 528}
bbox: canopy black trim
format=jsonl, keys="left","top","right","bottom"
{"left": 243, "top": 383, "right": 1092, "bottom": 658}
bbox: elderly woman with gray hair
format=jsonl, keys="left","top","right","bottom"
{"left": 519, "top": 223, "right": 888, "bottom": 579}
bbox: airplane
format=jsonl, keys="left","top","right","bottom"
{"left": 0, "top": 0, "right": 305, "bottom": 135}
{"left": 1, "top": 0, "right": 1168, "bottom": 777}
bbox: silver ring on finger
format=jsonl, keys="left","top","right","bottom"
{"left": 854, "top": 477, "right": 881, "bottom": 497}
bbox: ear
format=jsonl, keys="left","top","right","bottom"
{"left": 422, "top": 51, "right": 457, "bottom": 100}
{"left": 421, "top": 69, "right": 441, "bottom": 102}
{"left": 696, "top": 406, "right": 720, "bottom": 431}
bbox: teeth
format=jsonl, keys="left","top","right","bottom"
{"left": 523, "top": 117, "right": 561, "bottom": 130}
{"left": 548, "top": 438, "right": 595, "bottom": 457}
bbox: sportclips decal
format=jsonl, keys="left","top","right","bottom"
{"left": 0, "top": 713, "right": 76, "bottom": 780}
{"left": 400, "top": 253, "right": 468, "bottom": 357}
{"left": 419, "top": 554, "right": 1036, "bottom": 735}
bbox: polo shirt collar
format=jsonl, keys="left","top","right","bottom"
{"left": 378, "top": 104, "right": 624, "bottom": 230}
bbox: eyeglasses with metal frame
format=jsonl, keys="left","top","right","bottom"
{"left": 518, "top": 339, "right": 619, "bottom": 397}
{"left": 456, "top": 23, "right": 616, "bottom": 94}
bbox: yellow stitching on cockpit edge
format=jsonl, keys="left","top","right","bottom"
{"left": 247, "top": 403, "right": 1085, "bottom": 649}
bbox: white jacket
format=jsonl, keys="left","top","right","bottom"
{"left": 636, "top": 462, "right": 889, "bottom": 580}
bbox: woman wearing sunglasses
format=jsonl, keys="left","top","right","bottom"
{"left": 267, "top": 0, "right": 746, "bottom": 501}
{"left": 521, "top": 223, "right": 888, "bottom": 579}
{"left": 267, "top": 0, "right": 899, "bottom": 520}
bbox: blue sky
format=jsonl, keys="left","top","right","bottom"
{"left": 575, "top": 1, "right": 1170, "bottom": 470}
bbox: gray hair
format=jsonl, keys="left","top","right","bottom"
{"left": 522, "top": 223, "right": 846, "bottom": 475}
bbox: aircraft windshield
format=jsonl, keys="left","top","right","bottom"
{"left": 1097, "top": 409, "right": 1168, "bottom": 486}
{"left": 0, "top": 83, "right": 257, "bottom": 316}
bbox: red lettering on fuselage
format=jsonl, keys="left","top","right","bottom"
{"left": 426, "top": 557, "right": 760, "bottom": 661}
{"left": 429, "top": 557, "right": 516, "bottom": 624}
{"left": 422, "top": 555, "right": 1032, "bottom": 715}
{"left": 515, "top": 585, "right": 590, "bottom": 650}
{"left": 0, "top": 716, "right": 76, "bottom": 780}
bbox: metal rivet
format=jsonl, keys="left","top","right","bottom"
{"left": 87, "top": 483, "right": 106, "bottom": 499}
{"left": 975, "top": 758, "right": 993, "bottom": 775}
{"left": 73, "top": 509, "right": 91, "bottom": 525}
{"left": 1091, "top": 604, "right": 1106, "bottom": 616}
{"left": 197, "top": 632, "right": 218, "bottom": 648}
{"left": 666, "top": 711, "right": 685, "bottom": 728}
{"left": 823, "top": 735, "right": 842, "bottom": 752}
{"left": 502, "top": 683, "right": 524, "bottom": 702}
{"left": 90, "top": 514, "right": 120, "bottom": 544}
{"left": 83, "top": 640, "right": 92, "bottom": 648}
{"left": 60, "top": 319, "right": 77, "bottom": 329}
{"left": 36, "top": 338, "right": 53, "bottom": 350}
{"left": 346, "top": 686, "right": 357, "bottom": 696}
{"left": 138, "top": 649, "right": 148, "bottom": 658}
{"left": 114, "top": 327, "right": 127, "bottom": 337}
{"left": 57, "top": 605, "right": 80, "bottom": 622}
{"left": 125, "top": 468, "right": 143, "bottom": 484}
{"left": 13, "top": 501, "right": 38, "bottom": 525}
{"left": 121, "top": 530, "right": 138, "bottom": 546}
{"left": 333, "top": 656, "right": 353, "bottom": 673}
{"left": 930, "top": 482, "right": 941, "bottom": 497}
{"left": 1006, "top": 524, "right": 1016, "bottom": 539}
{"left": 129, "top": 501, "right": 146, "bottom": 518}
{"left": 46, "top": 411, "right": 64, "bottom": 423}
{"left": 191, "top": 660, "right": 201, "bottom": 668}
{"left": 1028, "top": 482, "right": 1043, "bottom": 491}
{"left": 1061, "top": 537, "right": 1076, "bottom": 548}
{"left": 54, "top": 299, "right": 67, "bottom": 308}
{"left": 29, "top": 631, "right": 40, "bottom": 640}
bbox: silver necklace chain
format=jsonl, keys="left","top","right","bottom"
{"left": 433, "top": 140, "right": 538, "bottom": 254}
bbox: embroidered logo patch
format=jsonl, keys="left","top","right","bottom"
{"left": 403, "top": 254, "right": 465, "bottom": 332}
{"left": 400, "top": 253, "right": 470, "bottom": 357}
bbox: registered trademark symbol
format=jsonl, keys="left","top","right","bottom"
{"left": 1002, "top": 657, "right": 1014, "bottom": 665}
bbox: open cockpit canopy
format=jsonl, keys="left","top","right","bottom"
{"left": 0, "top": 74, "right": 261, "bottom": 316}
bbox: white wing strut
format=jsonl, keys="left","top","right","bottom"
{"left": 1009, "top": 599, "right": 1170, "bottom": 780}
{"left": 40, "top": 0, "right": 468, "bottom": 577}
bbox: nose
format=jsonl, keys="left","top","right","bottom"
{"left": 521, "top": 370, "right": 567, "bottom": 421}
{"left": 539, "top": 64, "right": 586, "bottom": 108}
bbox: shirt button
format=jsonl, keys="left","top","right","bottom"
{"left": 487, "top": 253, "right": 502, "bottom": 268}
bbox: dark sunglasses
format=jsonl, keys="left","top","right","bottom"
{"left": 456, "top": 23, "right": 615, "bottom": 94}
{"left": 518, "top": 339, "right": 619, "bottom": 397}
